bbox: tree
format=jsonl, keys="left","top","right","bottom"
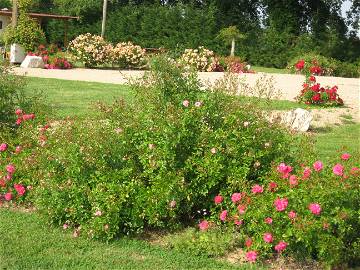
{"left": 101, "top": 0, "right": 107, "bottom": 38}
{"left": 216, "top": 25, "right": 244, "bottom": 56}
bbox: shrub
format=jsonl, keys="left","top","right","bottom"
{"left": 3, "top": 14, "right": 46, "bottom": 51}
{"left": 221, "top": 56, "right": 254, "bottom": 73}
{"left": 203, "top": 155, "right": 360, "bottom": 267}
{"left": 110, "top": 41, "right": 146, "bottom": 69}
{"left": 28, "top": 44, "right": 72, "bottom": 69}
{"left": 11, "top": 57, "right": 296, "bottom": 240}
{"left": 68, "top": 33, "right": 111, "bottom": 67}
{"left": 179, "top": 47, "right": 220, "bottom": 72}
{"left": 296, "top": 76, "right": 343, "bottom": 106}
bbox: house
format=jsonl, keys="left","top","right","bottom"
{"left": 0, "top": 9, "right": 11, "bottom": 37}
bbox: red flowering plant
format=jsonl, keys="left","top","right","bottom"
{"left": 203, "top": 154, "right": 360, "bottom": 267}
{"left": 296, "top": 75, "right": 343, "bottom": 106}
{"left": 27, "top": 44, "right": 72, "bottom": 69}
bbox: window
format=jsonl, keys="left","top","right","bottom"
{"left": 0, "top": 21, "right": 3, "bottom": 30}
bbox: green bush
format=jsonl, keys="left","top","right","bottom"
{"left": 205, "top": 154, "right": 360, "bottom": 267}
{"left": 9, "top": 57, "right": 296, "bottom": 240}
{"left": 3, "top": 14, "right": 46, "bottom": 52}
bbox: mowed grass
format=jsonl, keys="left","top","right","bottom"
{"left": 314, "top": 123, "right": 360, "bottom": 160}
{"left": 0, "top": 209, "right": 251, "bottom": 270}
{"left": 23, "top": 77, "right": 133, "bottom": 118}
{"left": 23, "top": 76, "right": 334, "bottom": 118}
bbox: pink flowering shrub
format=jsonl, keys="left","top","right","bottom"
{"left": 204, "top": 155, "right": 360, "bottom": 267}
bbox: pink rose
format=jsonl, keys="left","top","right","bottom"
{"left": 302, "top": 167, "right": 311, "bottom": 179}
{"left": 16, "top": 118, "right": 22, "bottom": 125}
{"left": 214, "top": 195, "right": 223, "bottom": 204}
{"left": 22, "top": 114, "right": 35, "bottom": 121}
{"left": 268, "top": 181, "right": 277, "bottom": 192}
{"left": 234, "top": 219, "right": 243, "bottom": 226}
{"left": 237, "top": 204, "right": 246, "bottom": 215}
{"left": 245, "top": 238, "right": 252, "bottom": 247}
{"left": 0, "top": 143, "right": 8, "bottom": 152}
{"left": 14, "top": 184, "right": 26, "bottom": 196}
{"left": 169, "top": 200, "right": 177, "bottom": 208}
{"left": 219, "top": 210, "right": 227, "bottom": 221}
{"left": 313, "top": 161, "right": 323, "bottom": 172}
{"left": 274, "top": 198, "right": 288, "bottom": 212}
{"left": 63, "top": 224, "right": 69, "bottom": 230}
{"left": 231, "top": 193, "right": 242, "bottom": 203}
{"left": 245, "top": 251, "right": 257, "bottom": 262}
{"left": 277, "top": 163, "right": 293, "bottom": 175}
{"left": 6, "top": 164, "right": 15, "bottom": 175}
{"left": 263, "top": 233, "right": 273, "bottom": 243}
{"left": 15, "top": 109, "right": 23, "bottom": 116}
{"left": 182, "top": 100, "right": 190, "bottom": 107}
{"left": 333, "top": 164, "right": 344, "bottom": 176}
{"left": 274, "top": 241, "right": 288, "bottom": 252}
{"left": 94, "top": 210, "right": 102, "bottom": 216}
{"left": 309, "top": 203, "right": 321, "bottom": 215}
{"left": 210, "top": 147, "right": 217, "bottom": 154}
{"left": 15, "top": 146, "right": 22, "bottom": 154}
{"left": 341, "top": 153, "right": 351, "bottom": 160}
{"left": 289, "top": 175, "right": 298, "bottom": 187}
{"left": 251, "top": 184, "right": 263, "bottom": 194}
{"left": 199, "top": 220, "right": 209, "bottom": 231}
{"left": 288, "top": 210, "right": 296, "bottom": 219}
{"left": 4, "top": 192, "right": 12, "bottom": 201}
{"left": 265, "top": 217, "right": 273, "bottom": 224}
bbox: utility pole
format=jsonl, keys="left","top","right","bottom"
{"left": 12, "top": 0, "right": 18, "bottom": 28}
{"left": 101, "top": 0, "right": 107, "bottom": 38}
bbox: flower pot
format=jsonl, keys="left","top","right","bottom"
{"left": 10, "top": 43, "right": 26, "bottom": 64}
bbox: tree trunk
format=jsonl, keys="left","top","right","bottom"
{"left": 230, "top": 38, "right": 235, "bottom": 57}
{"left": 12, "top": 0, "right": 18, "bottom": 28}
{"left": 101, "top": 0, "right": 108, "bottom": 38}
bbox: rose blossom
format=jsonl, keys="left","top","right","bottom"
{"left": 333, "top": 164, "right": 344, "bottom": 176}
{"left": 303, "top": 167, "right": 311, "bottom": 179}
{"left": 169, "top": 200, "right": 176, "bottom": 208}
{"left": 4, "top": 192, "right": 12, "bottom": 201}
{"left": 182, "top": 100, "right": 190, "bottom": 107}
{"left": 265, "top": 217, "right": 273, "bottom": 224}
{"left": 237, "top": 204, "right": 246, "bottom": 215}
{"left": 6, "top": 164, "right": 15, "bottom": 174}
{"left": 231, "top": 193, "right": 242, "bottom": 203}
{"left": 15, "top": 108, "right": 23, "bottom": 116}
{"left": 210, "top": 147, "right": 217, "bottom": 154}
{"left": 288, "top": 210, "right": 296, "bottom": 219}
{"left": 263, "top": 233, "right": 273, "bottom": 243}
{"left": 274, "top": 241, "right": 288, "bottom": 252}
{"left": 94, "top": 210, "right": 102, "bottom": 216}
{"left": 219, "top": 210, "right": 227, "bottom": 221}
{"left": 289, "top": 175, "right": 298, "bottom": 187}
{"left": 309, "top": 203, "right": 321, "bottom": 215}
{"left": 251, "top": 184, "right": 263, "bottom": 194}
{"left": 15, "top": 146, "right": 22, "bottom": 154}
{"left": 313, "top": 161, "right": 323, "bottom": 172}
{"left": 245, "top": 238, "right": 252, "bottom": 247}
{"left": 14, "top": 184, "right": 26, "bottom": 196}
{"left": 274, "top": 198, "right": 288, "bottom": 212}
{"left": 234, "top": 219, "right": 243, "bottom": 226}
{"left": 214, "top": 195, "right": 223, "bottom": 204}
{"left": 245, "top": 251, "right": 257, "bottom": 262}
{"left": 199, "top": 220, "right": 209, "bottom": 231}
{"left": 341, "top": 153, "right": 351, "bottom": 160}
{"left": 268, "top": 181, "right": 278, "bottom": 192}
{"left": 0, "top": 143, "right": 8, "bottom": 152}
{"left": 63, "top": 224, "right": 69, "bottom": 230}
{"left": 148, "top": 143, "right": 155, "bottom": 150}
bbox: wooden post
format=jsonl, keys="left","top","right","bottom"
{"left": 12, "top": 0, "right": 18, "bottom": 28}
{"left": 101, "top": 0, "right": 107, "bottom": 38}
{"left": 64, "top": 20, "right": 68, "bottom": 46}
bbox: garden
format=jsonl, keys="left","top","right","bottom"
{"left": 1, "top": 0, "right": 360, "bottom": 269}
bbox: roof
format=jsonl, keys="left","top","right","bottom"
{"left": 0, "top": 9, "right": 79, "bottom": 20}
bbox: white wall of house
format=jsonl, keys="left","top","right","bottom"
{"left": 0, "top": 15, "right": 11, "bottom": 36}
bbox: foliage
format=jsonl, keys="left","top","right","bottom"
{"left": 221, "top": 56, "right": 254, "bottom": 74}
{"left": 110, "top": 42, "right": 146, "bottom": 69}
{"left": 288, "top": 53, "right": 338, "bottom": 76}
{"left": 203, "top": 155, "right": 360, "bottom": 267}
{"left": 3, "top": 14, "right": 46, "bottom": 51}
{"left": 6, "top": 57, "right": 296, "bottom": 240}
{"left": 68, "top": 33, "right": 111, "bottom": 67}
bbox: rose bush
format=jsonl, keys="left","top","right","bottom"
{"left": 110, "top": 41, "right": 146, "bottom": 69}
{"left": 179, "top": 47, "right": 220, "bottom": 71}
{"left": 200, "top": 155, "right": 360, "bottom": 267}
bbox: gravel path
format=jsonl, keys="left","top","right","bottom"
{"left": 13, "top": 67, "right": 359, "bottom": 125}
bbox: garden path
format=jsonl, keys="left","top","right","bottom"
{"left": 13, "top": 67, "right": 359, "bottom": 125}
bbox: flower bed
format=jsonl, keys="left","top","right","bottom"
{"left": 28, "top": 44, "right": 72, "bottom": 69}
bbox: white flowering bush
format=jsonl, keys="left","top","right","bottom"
{"left": 68, "top": 33, "right": 112, "bottom": 67}
{"left": 110, "top": 42, "right": 146, "bottom": 69}
{"left": 179, "top": 47, "right": 219, "bottom": 72}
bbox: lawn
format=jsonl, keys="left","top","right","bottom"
{"left": 23, "top": 77, "right": 332, "bottom": 118}
{"left": 0, "top": 209, "right": 250, "bottom": 270}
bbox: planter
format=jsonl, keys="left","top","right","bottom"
{"left": 10, "top": 43, "right": 26, "bottom": 64}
